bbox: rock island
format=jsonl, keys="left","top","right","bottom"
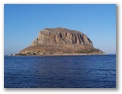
{"left": 17, "top": 27, "right": 104, "bottom": 56}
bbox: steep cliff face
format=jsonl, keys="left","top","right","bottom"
{"left": 31, "top": 27, "right": 93, "bottom": 47}
{"left": 18, "top": 27, "right": 104, "bottom": 55}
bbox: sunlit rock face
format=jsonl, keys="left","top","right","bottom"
{"left": 32, "top": 27, "right": 93, "bottom": 46}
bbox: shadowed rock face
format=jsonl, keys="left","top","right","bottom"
{"left": 18, "top": 27, "right": 104, "bottom": 55}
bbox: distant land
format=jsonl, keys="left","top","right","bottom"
{"left": 14, "top": 27, "right": 104, "bottom": 56}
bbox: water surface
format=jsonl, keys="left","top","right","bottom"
{"left": 4, "top": 55, "right": 116, "bottom": 88}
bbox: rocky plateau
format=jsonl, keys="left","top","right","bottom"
{"left": 17, "top": 27, "right": 104, "bottom": 56}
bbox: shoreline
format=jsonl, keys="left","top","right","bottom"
{"left": 6, "top": 53, "right": 108, "bottom": 56}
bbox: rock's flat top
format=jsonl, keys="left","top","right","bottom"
{"left": 18, "top": 27, "right": 104, "bottom": 56}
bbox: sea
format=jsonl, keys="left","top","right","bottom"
{"left": 4, "top": 55, "right": 116, "bottom": 88}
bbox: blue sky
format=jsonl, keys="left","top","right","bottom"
{"left": 4, "top": 4, "right": 116, "bottom": 54}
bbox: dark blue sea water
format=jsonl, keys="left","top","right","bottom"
{"left": 4, "top": 55, "right": 116, "bottom": 88}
